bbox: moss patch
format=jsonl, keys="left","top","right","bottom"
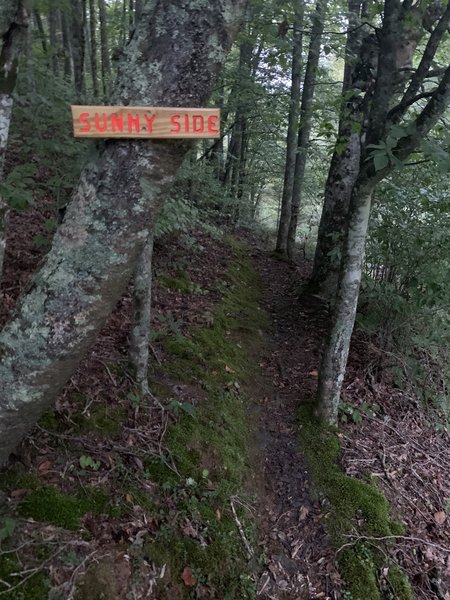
{"left": 147, "top": 238, "right": 267, "bottom": 599}
{"left": 298, "top": 404, "right": 414, "bottom": 600}
{"left": 39, "top": 399, "right": 126, "bottom": 436}
{"left": 0, "top": 553, "right": 49, "bottom": 599}
{"left": 0, "top": 473, "right": 120, "bottom": 531}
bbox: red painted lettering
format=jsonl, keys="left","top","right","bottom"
{"left": 94, "top": 113, "right": 108, "bottom": 132}
{"left": 193, "top": 115, "right": 205, "bottom": 133}
{"left": 79, "top": 112, "right": 91, "bottom": 133}
{"left": 207, "top": 115, "right": 220, "bottom": 135}
{"left": 127, "top": 114, "right": 141, "bottom": 133}
{"left": 111, "top": 113, "right": 124, "bottom": 132}
{"left": 184, "top": 114, "right": 190, "bottom": 133}
{"left": 144, "top": 114, "right": 156, "bottom": 133}
{"left": 170, "top": 114, "right": 181, "bottom": 134}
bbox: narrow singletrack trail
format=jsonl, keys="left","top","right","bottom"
{"left": 248, "top": 240, "right": 343, "bottom": 600}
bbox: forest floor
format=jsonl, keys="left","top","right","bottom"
{"left": 0, "top": 213, "right": 449, "bottom": 600}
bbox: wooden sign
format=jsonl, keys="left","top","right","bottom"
{"left": 71, "top": 106, "right": 220, "bottom": 139}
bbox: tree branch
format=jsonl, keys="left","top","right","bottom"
{"left": 397, "top": 64, "right": 450, "bottom": 160}
{"left": 387, "top": 90, "right": 435, "bottom": 120}
{"left": 396, "top": 1, "right": 450, "bottom": 121}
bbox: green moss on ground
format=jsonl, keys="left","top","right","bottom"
{"left": 0, "top": 553, "right": 49, "bottom": 600}
{"left": 298, "top": 404, "right": 414, "bottom": 600}
{"left": 39, "top": 399, "right": 126, "bottom": 436}
{"left": 146, "top": 238, "right": 268, "bottom": 599}
{"left": 0, "top": 473, "right": 121, "bottom": 530}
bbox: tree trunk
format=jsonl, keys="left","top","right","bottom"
{"left": 0, "top": 0, "right": 31, "bottom": 281}
{"left": 0, "top": 0, "right": 246, "bottom": 465}
{"left": 121, "top": 0, "right": 127, "bottom": 47}
{"left": 135, "top": 0, "right": 143, "bottom": 23}
{"left": 48, "top": 1, "right": 60, "bottom": 76}
{"left": 98, "top": 0, "right": 110, "bottom": 97}
{"left": 32, "top": 9, "right": 47, "bottom": 55}
{"left": 315, "top": 8, "right": 450, "bottom": 425}
{"left": 223, "top": 37, "right": 253, "bottom": 204}
{"left": 286, "top": 0, "right": 325, "bottom": 260}
{"left": 311, "top": 131, "right": 361, "bottom": 297}
{"left": 129, "top": 232, "right": 154, "bottom": 395}
{"left": 60, "top": 10, "right": 72, "bottom": 81}
{"left": 310, "top": 0, "right": 365, "bottom": 297}
{"left": 316, "top": 179, "right": 375, "bottom": 424}
{"left": 71, "top": 0, "right": 85, "bottom": 98}
{"left": 89, "top": 0, "right": 98, "bottom": 97}
{"left": 275, "top": 0, "right": 304, "bottom": 256}
{"left": 129, "top": 0, "right": 135, "bottom": 36}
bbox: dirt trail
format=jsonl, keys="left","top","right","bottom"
{"left": 247, "top": 240, "right": 343, "bottom": 600}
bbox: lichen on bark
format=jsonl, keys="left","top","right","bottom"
{"left": 0, "top": 0, "right": 246, "bottom": 464}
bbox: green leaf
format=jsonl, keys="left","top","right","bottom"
{"left": 0, "top": 517, "right": 16, "bottom": 541}
{"left": 373, "top": 153, "right": 389, "bottom": 171}
{"left": 180, "top": 402, "right": 196, "bottom": 417}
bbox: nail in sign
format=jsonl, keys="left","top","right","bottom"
{"left": 71, "top": 106, "right": 221, "bottom": 139}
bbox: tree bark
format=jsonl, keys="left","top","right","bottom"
{"left": 0, "top": 0, "right": 246, "bottom": 464}
{"left": 0, "top": 0, "right": 31, "bottom": 281}
{"left": 71, "top": 0, "right": 85, "bottom": 98}
{"left": 129, "top": 232, "right": 154, "bottom": 395}
{"left": 48, "top": 0, "right": 60, "bottom": 76}
{"left": 89, "top": 0, "right": 99, "bottom": 97}
{"left": 129, "top": 0, "right": 135, "bottom": 36}
{"left": 135, "top": 0, "right": 143, "bottom": 23}
{"left": 98, "top": 0, "right": 111, "bottom": 97}
{"left": 60, "top": 9, "right": 72, "bottom": 81}
{"left": 316, "top": 179, "right": 374, "bottom": 424}
{"left": 223, "top": 37, "right": 254, "bottom": 206}
{"left": 316, "top": 13, "right": 450, "bottom": 425}
{"left": 310, "top": 0, "right": 365, "bottom": 297}
{"left": 275, "top": 0, "right": 304, "bottom": 256}
{"left": 286, "top": 0, "right": 325, "bottom": 260}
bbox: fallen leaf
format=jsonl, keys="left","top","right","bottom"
{"left": 225, "top": 365, "right": 235, "bottom": 373}
{"left": 299, "top": 506, "right": 309, "bottom": 520}
{"left": 38, "top": 460, "right": 52, "bottom": 473}
{"left": 181, "top": 521, "right": 197, "bottom": 538}
{"left": 181, "top": 567, "right": 196, "bottom": 586}
{"left": 308, "top": 370, "right": 319, "bottom": 377}
{"left": 434, "top": 511, "right": 446, "bottom": 525}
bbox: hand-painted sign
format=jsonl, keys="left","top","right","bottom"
{"left": 71, "top": 106, "right": 220, "bottom": 139}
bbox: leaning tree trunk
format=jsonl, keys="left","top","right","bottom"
{"left": 129, "top": 232, "right": 154, "bottom": 396}
{"left": 0, "top": 0, "right": 246, "bottom": 465}
{"left": 316, "top": 179, "right": 375, "bottom": 424}
{"left": 275, "top": 0, "right": 304, "bottom": 256}
{"left": 286, "top": 0, "right": 325, "bottom": 260}
{"left": 0, "top": 1, "right": 31, "bottom": 281}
